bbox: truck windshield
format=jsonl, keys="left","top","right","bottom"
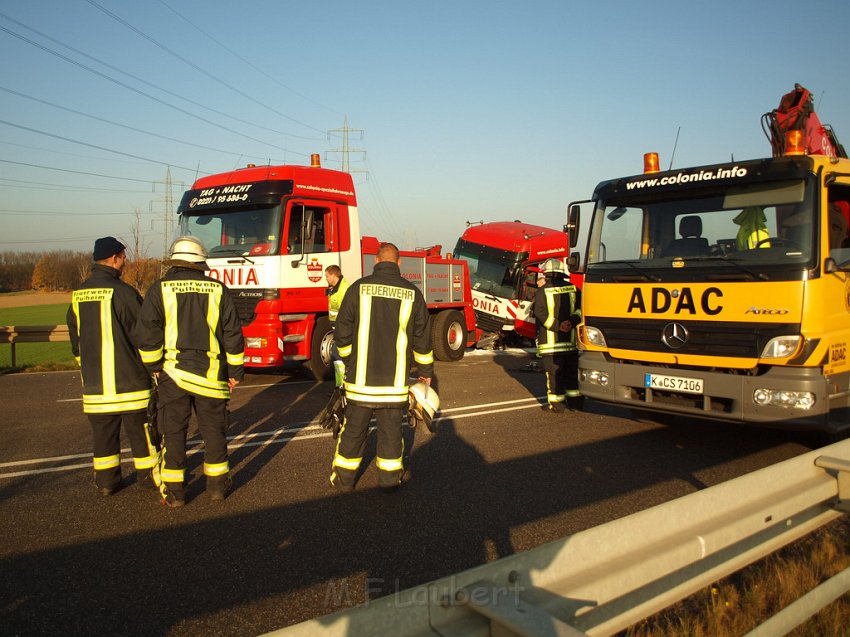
{"left": 180, "top": 205, "right": 282, "bottom": 257}
{"left": 454, "top": 240, "right": 522, "bottom": 299}
{"left": 587, "top": 179, "right": 815, "bottom": 271}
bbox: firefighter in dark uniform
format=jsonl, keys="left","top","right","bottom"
{"left": 66, "top": 236, "right": 156, "bottom": 495}
{"left": 135, "top": 236, "right": 245, "bottom": 507}
{"left": 330, "top": 242, "right": 434, "bottom": 493}
{"left": 533, "top": 258, "right": 582, "bottom": 413}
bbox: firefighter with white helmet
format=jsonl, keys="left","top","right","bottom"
{"left": 135, "top": 236, "right": 245, "bottom": 507}
{"left": 533, "top": 258, "right": 582, "bottom": 413}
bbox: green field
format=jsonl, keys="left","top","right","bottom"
{"left": 0, "top": 303, "right": 76, "bottom": 370}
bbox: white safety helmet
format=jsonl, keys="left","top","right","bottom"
{"left": 169, "top": 236, "right": 208, "bottom": 264}
{"left": 408, "top": 382, "right": 440, "bottom": 433}
{"left": 541, "top": 258, "right": 567, "bottom": 275}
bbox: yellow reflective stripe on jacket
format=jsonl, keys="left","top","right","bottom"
{"left": 161, "top": 468, "right": 185, "bottom": 483}
{"left": 343, "top": 381, "right": 409, "bottom": 403}
{"left": 338, "top": 344, "right": 352, "bottom": 357}
{"left": 413, "top": 350, "right": 434, "bottom": 365}
{"left": 354, "top": 294, "right": 372, "bottom": 386}
{"left": 164, "top": 365, "right": 230, "bottom": 399}
{"left": 99, "top": 296, "right": 116, "bottom": 396}
{"left": 83, "top": 388, "right": 152, "bottom": 414}
{"left": 394, "top": 297, "right": 413, "bottom": 387}
{"left": 226, "top": 351, "right": 244, "bottom": 366}
{"left": 139, "top": 345, "right": 164, "bottom": 365}
{"left": 333, "top": 454, "right": 361, "bottom": 471}
{"left": 93, "top": 454, "right": 120, "bottom": 470}
{"left": 205, "top": 291, "right": 222, "bottom": 382}
{"left": 204, "top": 461, "right": 229, "bottom": 476}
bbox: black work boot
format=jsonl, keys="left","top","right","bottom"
{"left": 160, "top": 482, "right": 186, "bottom": 508}
{"left": 207, "top": 474, "right": 232, "bottom": 502}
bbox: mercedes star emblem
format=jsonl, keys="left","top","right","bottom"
{"left": 661, "top": 322, "right": 688, "bottom": 349}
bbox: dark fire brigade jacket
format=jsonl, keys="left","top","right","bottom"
{"left": 334, "top": 261, "right": 434, "bottom": 405}
{"left": 66, "top": 263, "right": 152, "bottom": 414}
{"left": 533, "top": 276, "right": 581, "bottom": 355}
{"left": 135, "top": 265, "right": 245, "bottom": 400}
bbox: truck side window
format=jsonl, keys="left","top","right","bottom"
{"left": 287, "top": 205, "right": 329, "bottom": 254}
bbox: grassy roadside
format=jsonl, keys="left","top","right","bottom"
{"left": 623, "top": 517, "right": 850, "bottom": 636}
{"left": 0, "top": 302, "right": 76, "bottom": 371}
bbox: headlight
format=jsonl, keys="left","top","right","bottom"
{"left": 584, "top": 326, "right": 607, "bottom": 347}
{"left": 246, "top": 337, "right": 267, "bottom": 349}
{"left": 753, "top": 389, "right": 815, "bottom": 410}
{"left": 760, "top": 335, "right": 801, "bottom": 359}
{"left": 580, "top": 369, "right": 609, "bottom": 386}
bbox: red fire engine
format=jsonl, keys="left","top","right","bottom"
{"left": 176, "top": 155, "right": 480, "bottom": 379}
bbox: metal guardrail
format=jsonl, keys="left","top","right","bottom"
{"left": 265, "top": 439, "right": 850, "bottom": 637}
{"left": 0, "top": 325, "right": 69, "bottom": 367}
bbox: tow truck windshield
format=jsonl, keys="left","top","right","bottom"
{"left": 587, "top": 179, "right": 816, "bottom": 278}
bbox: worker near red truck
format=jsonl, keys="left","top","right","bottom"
{"left": 533, "top": 258, "right": 583, "bottom": 413}
{"left": 324, "top": 264, "right": 350, "bottom": 387}
{"left": 330, "top": 242, "right": 434, "bottom": 493}
{"left": 135, "top": 236, "right": 245, "bottom": 507}
{"left": 66, "top": 236, "right": 157, "bottom": 495}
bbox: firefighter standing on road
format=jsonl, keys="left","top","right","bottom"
{"left": 324, "top": 264, "right": 350, "bottom": 387}
{"left": 533, "top": 258, "right": 582, "bottom": 413}
{"left": 134, "top": 236, "right": 245, "bottom": 507}
{"left": 66, "top": 236, "right": 156, "bottom": 495}
{"left": 330, "top": 242, "right": 434, "bottom": 493}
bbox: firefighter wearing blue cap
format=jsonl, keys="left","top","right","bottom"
{"left": 66, "top": 237, "right": 156, "bottom": 495}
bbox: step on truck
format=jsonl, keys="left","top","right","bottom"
{"left": 176, "top": 155, "right": 480, "bottom": 380}
{"left": 567, "top": 84, "right": 850, "bottom": 434}
{"left": 453, "top": 220, "right": 575, "bottom": 348}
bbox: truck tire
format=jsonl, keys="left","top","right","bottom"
{"left": 431, "top": 309, "right": 466, "bottom": 362}
{"left": 308, "top": 317, "right": 334, "bottom": 381}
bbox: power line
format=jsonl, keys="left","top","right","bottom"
{"left": 0, "top": 85, "right": 292, "bottom": 163}
{"left": 0, "top": 209, "right": 159, "bottom": 216}
{"left": 0, "top": 158, "right": 181, "bottom": 184}
{"left": 0, "top": 119, "right": 204, "bottom": 174}
{"left": 0, "top": 21, "right": 310, "bottom": 157}
{"left": 156, "top": 0, "right": 340, "bottom": 117}
{"left": 85, "top": 0, "right": 328, "bottom": 135}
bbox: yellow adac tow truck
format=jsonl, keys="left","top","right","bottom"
{"left": 567, "top": 85, "right": 850, "bottom": 434}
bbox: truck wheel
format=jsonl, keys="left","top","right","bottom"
{"left": 308, "top": 317, "right": 334, "bottom": 381}
{"left": 432, "top": 310, "right": 466, "bottom": 362}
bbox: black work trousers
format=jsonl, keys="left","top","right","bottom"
{"left": 542, "top": 350, "right": 580, "bottom": 407}
{"left": 331, "top": 402, "right": 405, "bottom": 489}
{"left": 156, "top": 373, "right": 230, "bottom": 498}
{"left": 89, "top": 410, "right": 150, "bottom": 489}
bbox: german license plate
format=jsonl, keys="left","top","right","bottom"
{"left": 645, "top": 373, "right": 704, "bottom": 395}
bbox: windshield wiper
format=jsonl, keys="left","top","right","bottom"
{"left": 600, "top": 260, "right": 661, "bottom": 282}
{"left": 685, "top": 255, "right": 769, "bottom": 281}
{"left": 227, "top": 255, "right": 255, "bottom": 265}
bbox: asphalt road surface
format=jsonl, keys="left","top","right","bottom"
{"left": 0, "top": 349, "right": 818, "bottom": 636}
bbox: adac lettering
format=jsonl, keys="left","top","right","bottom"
{"left": 627, "top": 287, "right": 723, "bottom": 315}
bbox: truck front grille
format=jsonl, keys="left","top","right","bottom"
{"left": 587, "top": 317, "right": 800, "bottom": 359}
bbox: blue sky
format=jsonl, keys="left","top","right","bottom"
{"left": 2, "top": 0, "right": 849, "bottom": 256}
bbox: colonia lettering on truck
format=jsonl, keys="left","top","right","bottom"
{"left": 566, "top": 84, "right": 850, "bottom": 436}
{"left": 453, "top": 220, "right": 579, "bottom": 349}
{"left": 176, "top": 154, "right": 481, "bottom": 380}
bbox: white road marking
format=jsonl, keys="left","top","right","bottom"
{"left": 1, "top": 396, "right": 546, "bottom": 478}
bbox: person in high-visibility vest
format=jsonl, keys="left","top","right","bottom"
{"left": 135, "top": 236, "right": 244, "bottom": 508}
{"left": 533, "top": 259, "right": 582, "bottom": 413}
{"left": 66, "top": 236, "right": 156, "bottom": 496}
{"left": 733, "top": 207, "right": 770, "bottom": 250}
{"left": 324, "top": 264, "right": 350, "bottom": 387}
